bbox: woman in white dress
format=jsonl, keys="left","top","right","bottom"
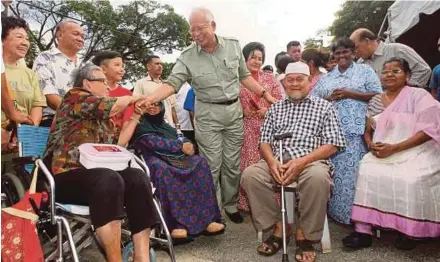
{"left": 343, "top": 58, "right": 440, "bottom": 250}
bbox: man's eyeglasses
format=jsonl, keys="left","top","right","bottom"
{"left": 87, "top": 78, "right": 108, "bottom": 85}
{"left": 381, "top": 68, "right": 403, "bottom": 75}
{"left": 333, "top": 50, "right": 351, "bottom": 56}
{"left": 189, "top": 24, "right": 209, "bottom": 35}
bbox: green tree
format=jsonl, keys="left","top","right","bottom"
{"left": 161, "top": 62, "right": 175, "bottom": 80}
{"left": 303, "top": 38, "right": 323, "bottom": 50}
{"left": 13, "top": 0, "right": 190, "bottom": 82}
{"left": 329, "top": 1, "right": 394, "bottom": 39}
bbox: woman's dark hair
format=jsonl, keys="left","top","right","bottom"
{"left": 274, "top": 51, "right": 288, "bottom": 71}
{"left": 331, "top": 37, "right": 356, "bottom": 52}
{"left": 382, "top": 57, "right": 412, "bottom": 75}
{"left": 262, "top": 65, "right": 274, "bottom": 72}
{"left": 301, "top": 49, "right": 329, "bottom": 68}
{"left": 1, "top": 16, "right": 29, "bottom": 41}
{"left": 242, "top": 42, "right": 265, "bottom": 63}
{"left": 92, "top": 51, "right": 122, "bottom": 66}
{"left": 276, "top": 55, "right": 295, "bottom": 74}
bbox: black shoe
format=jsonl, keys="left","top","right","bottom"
{"left": 395, "top": 234, "right": 417, "bottom": 250}
{"left": 225, "top": 211, "right": 244, "bottom": 224}
{"left": 342, "top": 232, "right": 373, "bottom": 249}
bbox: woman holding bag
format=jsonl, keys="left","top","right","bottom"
{"left": 43, "top": 63, "right": 157, "bottom": 262}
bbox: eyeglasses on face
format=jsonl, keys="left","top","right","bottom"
{"left": 189, "top": 23, "right": 210, "bottom": 35}
{"left": 381, "top": 68, "right": 404, "bottom": 75}
{"left": 86, "top": 78, "right": 108, "bottom": 85}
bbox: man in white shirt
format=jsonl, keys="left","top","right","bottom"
{"left": 33, "top": 20, "right": 84, "bottom": 127}
{"left": 133, "top": 55, "right": 178, "bottom": 127}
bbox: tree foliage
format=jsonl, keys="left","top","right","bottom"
{"left": 13, "top": 0, "right": 190, "bottom": 82}
{"left": 303, "top": 38, "right": 323, "bottom": 50}
{"left": 329, "top": 1, "right": 394, "bottom": 39}
{"left": 161, "top": 62, "right": 175, "bottom": 80}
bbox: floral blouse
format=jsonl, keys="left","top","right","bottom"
{"left": 43, "top": 88, "right": 118, "bottom": 175}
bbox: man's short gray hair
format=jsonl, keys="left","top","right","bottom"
{"left": 189, "top": 7, "right": 215, "bottom": 23}
{"left": 55, "top": 20, "right": 79, "bottom": 38}
{"left": 72, "top": 63, "right": 102, "bottom": 88}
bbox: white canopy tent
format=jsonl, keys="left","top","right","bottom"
{"left": 379, "top": 0, "right": 440, "bottom": 68}
{"left": 384, "top": 0, "right": 440, "bottom": 42}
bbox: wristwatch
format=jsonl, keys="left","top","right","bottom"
{"left": 261, "top": 89, "right": 266, "bottom": 98}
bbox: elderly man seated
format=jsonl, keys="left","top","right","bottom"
{"left": 241, "top": 62, "right": 346, "bottom": 262}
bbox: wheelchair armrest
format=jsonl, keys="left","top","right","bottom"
{"left": 12, "top": 156, "right": 39, "bottom": 166}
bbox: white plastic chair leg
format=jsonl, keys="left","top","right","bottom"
{"left": 257, "top": 230, "right": 263, "bottom": 243}
{"left": 321, "top": 215, "right": 332, "bottom": 253}
{"left": 285, "top": 190, "right": 295, "bottom": 224}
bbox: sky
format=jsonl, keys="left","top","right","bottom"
{"left": 112, "top": 0, "right": 345, "bottom": 68}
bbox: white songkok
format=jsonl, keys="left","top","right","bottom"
{"left": 285, "top": 62, "right": 310, "bottom": 76}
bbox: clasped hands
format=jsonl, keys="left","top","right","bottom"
{"left": 268, "top": 157, "right": 307, "bottom": 185}
{"left": 326, "top": 89, "right": 352, "bottom": 101}
{"left": 369, "top": 142, "right": 397, "bottom": 158}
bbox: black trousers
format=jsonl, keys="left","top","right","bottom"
{"left": 55, "top": 167, "right": 158, "bottom": 234}
{"left": 39, "top": 115, "right": 54, "bottom": 128}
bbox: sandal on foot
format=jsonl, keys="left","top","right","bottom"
{"left": 202, "top": 222, "right": 226, "bottom": 236}
{"left": 257, "top": 235, "right": 289, "bottom": 256}
{"left": 295, "top": 240, "right": 316, "bottom": 262}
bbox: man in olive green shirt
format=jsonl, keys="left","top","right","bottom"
{"left": 139, "top": 7, "right": 276, "bottom": 223}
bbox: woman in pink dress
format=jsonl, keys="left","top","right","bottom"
{"left": 238, "top": 42, "right": 282, "bottom": 211}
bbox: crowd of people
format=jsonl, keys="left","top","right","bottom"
{"left": 1, "top": 5, "right": 440, "bottom": 262}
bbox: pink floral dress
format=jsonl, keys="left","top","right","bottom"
{"left": 238, "top": 71, "right": 283, "bottom": 211}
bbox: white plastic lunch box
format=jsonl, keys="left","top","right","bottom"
{"left": 78, "top": 143, "right": 134, "bottom": 171}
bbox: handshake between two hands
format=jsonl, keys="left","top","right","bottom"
{"left": 129, "top": 96, "right": 159, "bottom": 115}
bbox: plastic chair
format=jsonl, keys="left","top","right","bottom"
{"left": 257, "top": 182, "right": 332, "bottom": 254}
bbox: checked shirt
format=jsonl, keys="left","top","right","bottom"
{"left": 259, "top": 94, "right": 347, "bottom": 160}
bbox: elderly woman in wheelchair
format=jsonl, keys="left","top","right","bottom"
{"left": 130, "top": 103, "right": 225, "bottom": 241}
{"left": 43, "top": 63, "right": 158, "bottom": 262}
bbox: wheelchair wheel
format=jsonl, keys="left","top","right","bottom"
{"left": 1, "top": 172, "right": 25, "bottom": 207}
{"left": 122, "top": 241, "right": 156, "bottom": 262}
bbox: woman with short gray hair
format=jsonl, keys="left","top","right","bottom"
{"left": 43, "top": 63, "right": 157, "bottom": 261}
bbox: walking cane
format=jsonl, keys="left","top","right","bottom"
{"left": 274, "top": 132, "right": 293, "bottom": 262}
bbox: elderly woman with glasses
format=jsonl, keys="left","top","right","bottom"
{"left": 43, "top": 63, "right": 157, "bottom": 262}
{"left": 343, "top": 58, "right": 440, "bottom": 250}
{"left": 312, "top": 37, "right": 383, "bottom": 225}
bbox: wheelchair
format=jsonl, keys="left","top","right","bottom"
{"left": 1, "top": 125, "right": 176, "bottom": 261}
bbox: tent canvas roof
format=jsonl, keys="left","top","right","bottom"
{"left": 387, "top": 0, "right": 440, "bottom": 42}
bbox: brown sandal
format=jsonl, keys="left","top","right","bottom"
{"left": 257, "top": 235, "right": 289, "bottom": 256}
{"left": 295, "top": 240, "right": 316, "bottom": 262}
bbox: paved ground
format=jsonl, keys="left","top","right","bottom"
{"left": 80, "top": 213, "right": 440, "bottom": 262}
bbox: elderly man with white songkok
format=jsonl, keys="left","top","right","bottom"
{"left": 242, "top": 62, "right": 346, "bottom": 261}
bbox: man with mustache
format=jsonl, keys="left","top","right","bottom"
{"left": 134, "top": 55, "right": 178, "bottom": 128}
{"left": 34, "top": 20, "right": 84, "bottom": 127}
{"left": 138, "top": 7, "right": 277, "bottom": 224}
{"left": 242, "top": 62, "right": 346, "bottom": 260}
